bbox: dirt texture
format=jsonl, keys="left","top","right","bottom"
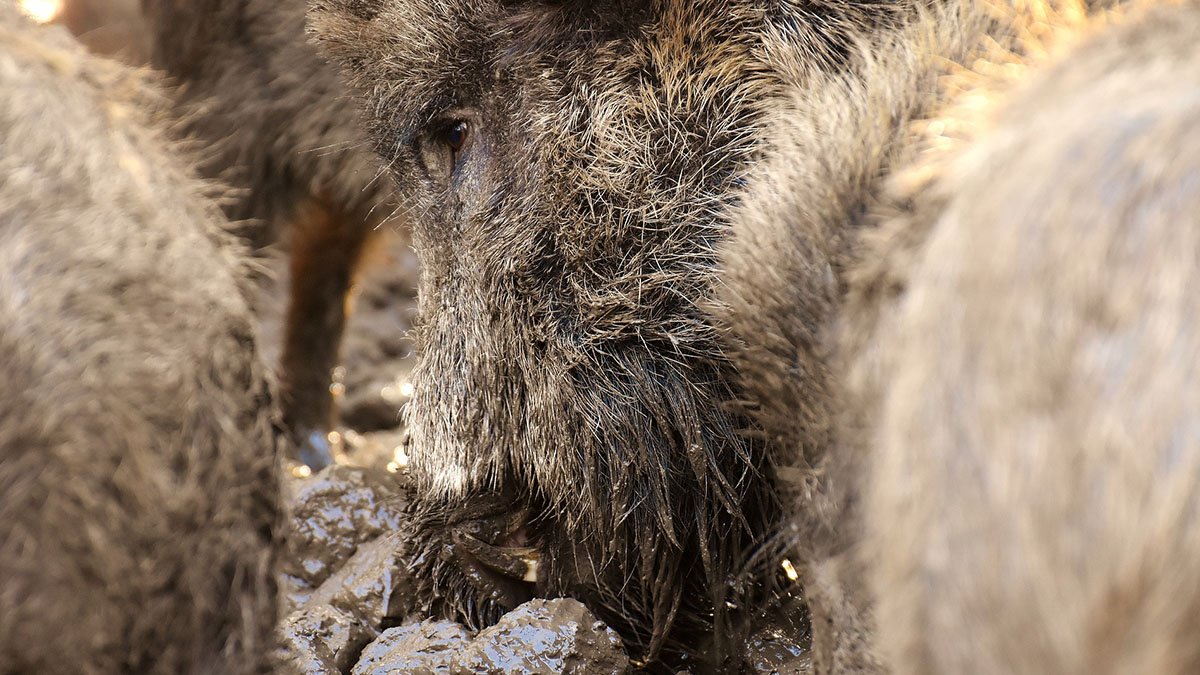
{"left": 352, "top": 621, "right": 473, "bottom": 675}
{"left": 291, "top": 599, "right": 633, "bottom": 675}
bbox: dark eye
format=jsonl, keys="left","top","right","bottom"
{"left": 443, "top": 120, "right": 469, "bottom": 156}
{"left": 418, "top": 116, "right": 474, "bottom": 181}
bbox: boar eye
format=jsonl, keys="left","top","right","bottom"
{"left": 418, "top": 115, "right": 475, "bottom": 182}
{"left": 441, "top": 120, "right": 470, "bottom": 162}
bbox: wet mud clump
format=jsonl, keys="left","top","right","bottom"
{"left": 339, "top": 600, "right": 628, "bottom": 675}
{"left": 453, "top": 599, "right": 629, "bottom": 675}
{"left": 283, "top": 464, "right": 407, "bottom": 598}
{"left": 277, "top": 472, "right": 638, "bottom": 674}
{"left": 281, "top": 604, "right": 379, "bottom": 674}
{"left": 278, "top": 464, "right": 413, "bottom": 669}
{"left": 351, "top": 620, "right": 472, "bottom": 675}
{"left": 0, "top": 7, "right": 279, "bottom": 674}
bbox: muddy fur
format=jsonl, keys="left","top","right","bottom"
{"left": 849, "top": 3, "right": 1200, "bottom": 673}
{"left": 308, "top": 0, "right": 926, "bottom": 666}
{"left": 0, "top": 9, "right": 279, "bottom": 674}
{"left": 140, "top": 0, "right": 401, "bottom": 446}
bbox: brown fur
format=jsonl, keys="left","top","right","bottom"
{"left": 852, "top": 3, "right": 1200, "bottom": 672}
{"left": 307, "top": 0, "right": 923, "bottom": 667}
{"left": 54, "top": 0, "right": 148, "bottom": 63}
{"left": 140, "top": 0, "right": 402, "bottom": 455}
{"left": 716, "top": 1, "right": 1197, "bottom": 672}
{"left": 717, "top": 3, "right": 1011, "bottom": 671}
{"left": 0, "top": 9, "right": 279, "bottom": 673}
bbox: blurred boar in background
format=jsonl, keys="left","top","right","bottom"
{"left": 140, "top": 0, "right": 403, "bottom": 468}
{"left": 723, "top": 0, "right": 1200, "bottom": 672}
{"left": 851, "top": 3, "right": 1200, "bottom": 673}
{"left": 0, "top": 6, "right": 280, "bottom": 673}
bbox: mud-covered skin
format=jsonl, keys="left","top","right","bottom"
{"left": 140, "top": 0, "right": 401, "bottom": 466}
{"left": 851, "top": 4, "right": 1200, "bottom": 673}
{"left": 0, "top": 9, "right": 279, "bottom": 674}
{"left": 309, "top": 0, "right": 921, "bottom": 665}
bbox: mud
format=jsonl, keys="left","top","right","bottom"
{"left": 282, "top": 464, "right": 408, "bottom": 604}
{"left": 321, "top": 600, "right": 630, "bottom": 675}
{"left": 304, "top": 533, "right": 414, "bottom": 633}
{"left": 352, "top": 621, "right": 473, "bottom": 675}
{"left": 282, "top": 526, "right": 812, "bottom": 674}
{"left": 284, "top": 574, "right": 636, "bottom": 675}
{"left": 279, "top": 462, "right": 414, "bottom": 671}
{"left": 280, "top": 605, "right": 377, "bottom": 674}
{"left": 337, "top": 235, "right": 419, "bottom": 436}
{"left": 745, "top": 625, "right": 812, "bottom": 675}
{"left": 257, "top": 229, "right": 418, "bottom": 472}
{"left": 454, "top": 599, "right": 629, "bottom": 675}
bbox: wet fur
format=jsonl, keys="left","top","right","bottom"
{"left": 308, "top": 0, "right": 924, "bottom": 665}
{"left": 0, "top": 9, "right": 279, "bottom": 673}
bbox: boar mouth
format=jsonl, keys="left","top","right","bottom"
{"left": 448, "top": 505, "right": 540, "bottom": 611}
